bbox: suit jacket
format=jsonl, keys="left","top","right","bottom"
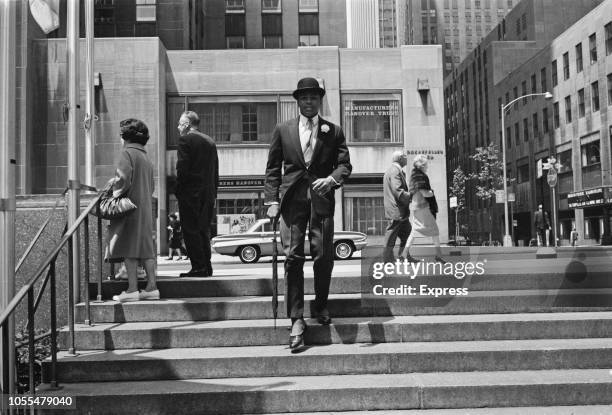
{"left": 264, "top": 116, "right": 352, "bottom": 216}
{"left": 383, "top": 163, "right": 411, "bottom": 220}
{"left": 534, "top": 210, "right": 550, "bottom": 229}
{"left": 175, "top": 129, "right": 219, "bottom": 201}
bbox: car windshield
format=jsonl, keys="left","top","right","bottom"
{"left": 246, "top": 220, "right": 270, "bottom": 233}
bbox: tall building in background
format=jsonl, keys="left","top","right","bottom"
{"left": 443, "top": 0, "right": 605, "bottom": 244}
{"left": 345, "top": 0, "right": 407, "bottom": 48}
{"left": 53, "top": 0, "right": 204, "bottom": 50}
{"left": 407, "top": 0, "right": 517, "bottom": 74}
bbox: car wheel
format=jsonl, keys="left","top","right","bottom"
{"left": 239, "top": 245, "right": 260, "bottom": 263}
{"left": 334, "top": 241, "right": 354, "bottom": 260}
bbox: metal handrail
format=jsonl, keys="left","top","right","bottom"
{"left": 0, "top": 195, "right": 101, "bottom": 327}
{"left": 1, "top": 192, "right": 104, "bottom": 396}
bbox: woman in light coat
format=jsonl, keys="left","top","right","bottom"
{"left": 107, "top": 118, "right": 159, "bottom": 302}
{"left": 401, "top": 154, "right": 446, "bottom": 263}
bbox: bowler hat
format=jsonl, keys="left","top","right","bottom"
{"left": 292, "top": 77, "right": 325, "bottom": 100}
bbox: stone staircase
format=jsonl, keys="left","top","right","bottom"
{"left": 40, "top": 256, "right": 612, "bottom": 414}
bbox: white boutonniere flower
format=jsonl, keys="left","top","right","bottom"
{"left": 320, "top": 124, "right": 330, "bottom": 133}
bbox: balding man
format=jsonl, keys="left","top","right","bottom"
{"left": 382, "top": 151, "right": 412, "bottom": 262}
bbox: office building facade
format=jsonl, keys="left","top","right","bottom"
{"left": 444, "top": 0, "right": 606, "bottom": 244}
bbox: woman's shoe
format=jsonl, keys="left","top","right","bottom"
{"left": 139, "top": 289, "right": 160, "bottom": 300}
{"left": 405, "top": 255, "right": 422, "bottom": 263}
{"left": 435, "top": 256, "right": 447, "bottom": 264}
{"left": 112, "top": 290, "right": 140, "bottom": 302}
{"left": 166, "top": 256, "right": 173, "bottom": 260}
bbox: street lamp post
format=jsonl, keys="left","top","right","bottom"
{"left": 500, "top": 92, "right": 553, "bottom": 247}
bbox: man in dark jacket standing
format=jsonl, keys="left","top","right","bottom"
{"left": 534, "top": 204, "right": 551, "bottom": 247}
{"left": 265, "top": 77, "right": 352, "bottom": 351}
{"left": 176, "top": 111, "right": 219, "bottom": 277}
{"left": 383, "top": 151, "right": 412, "bottom": 263}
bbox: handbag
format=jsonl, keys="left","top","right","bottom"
{"left": 95, "top": 151, "right": 137, "bottom": 220}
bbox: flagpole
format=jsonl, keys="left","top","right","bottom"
{"left": 67, "top": 0, "right": 81, "bottom": 322}
{"left": 0, "top": 0, "right": 17, "bottom": 399}
{"left": 84, "top": 0, "right": 95, "bottom": 188}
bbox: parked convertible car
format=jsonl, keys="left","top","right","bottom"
{"left": 212, "top": 218, "right": 368, "bottom": 263}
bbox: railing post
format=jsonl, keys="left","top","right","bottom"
{"left": 83, "top": 215, "right": 91, "bottom": 326}
{"left": 96, "top": 209, "right": 103, "bottom": 302}
{"left": 1, "top": 323, "right": 8, "bottom": 396}
{"left": 67, "top": 237, "right": 76, "bottom": 356}
{"left": 27, "top": 287, "right": 35, "bottom": 396}
{"left": 49, "top": 262, "right": 58, "bottom": 389}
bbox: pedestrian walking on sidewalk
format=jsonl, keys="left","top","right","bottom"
{"left": 106, "top": 118, "right": 159, "bottom": 302}
{"left": 401, "top": 154, "right": 446, "bottom": 263}
{"left": 571, "top": 227, "right": 579, "bottom": 247}
{"left": 382, "top": 150, "right": 412, "bottom": 263}
{"left": 534, "top": 204, "right": 551, "bottom": 247}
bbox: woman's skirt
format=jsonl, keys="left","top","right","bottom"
{"left": 409, "top": 207, "right": 439, "bottom": 237}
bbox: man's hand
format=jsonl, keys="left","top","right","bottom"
{"left": 312, "top": 177, "right": 335, "bottom": 196}
{"left": 267, "top": 204, "right": 280, "bottom": 219}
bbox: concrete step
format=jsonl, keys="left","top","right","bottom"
{"left": 38, "top": 369, "right": 612, "bottom": 414}
{"left": 60, "top": 312, "right": 612, "bottom": 350}
{"left": 89, "top": 269, "right": 612, "bottom": 299}
{"left": 43, "top": 338, "right": 612, "bottom": 383}
{"left": 76, "top": 289, "right": 612, "bottom": 323}
{"left": 247, "top": 407, "right": 612, "bottom": 415}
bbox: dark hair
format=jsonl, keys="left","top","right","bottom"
{"left": 181, "top": 111, "right": 200, "bottom": 127}
{"left": 120, "top": 118, "right": 150, "bottom": 145}
{"left": 169, "top": 213, "right": 177, "bottom": 219}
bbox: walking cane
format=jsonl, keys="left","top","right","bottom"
{"left": 271, "top": 216, "right": 279, "bottom": 329}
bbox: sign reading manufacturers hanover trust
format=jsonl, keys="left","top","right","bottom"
{"left": 567, "top": 186, "right": 612, "bottom": 209}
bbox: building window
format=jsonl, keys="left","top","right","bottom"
{"left": 578, "top": 88, "right": 585, "bottom": 117}
{"left": 136, "top": 0, "right": 156, "bottom": 21}
{"left": 562, "top": 52, "right": 569, "bottom": 80}
{"left": 515, "top": 18, "right": 520, "bottom": 36}
{"left": 263, "top": 36, "right": 282, "bottom": 48}
{"left": 581, "top": 140, "right": 601, "bottom": 189}
{"left": 591, "top": 81, "right": 600, "bottom": 112}
{"left": 575, "top": 42, "right": 583, "bottom": 72}
{"left": 344, "top": 196, "right": 385, "bottom": 236}
{"left": 553, "top": 102, "right": 559, "bottom": 129}
{"left": 262, "top": 13, "right": 282, "bottom": 45}
{"left": 521, "top": 81, "right": 527, "bottom": 104}
{"left": 551, "top": 60, "right": 558, "bottom": 86}
{"left": 589, "top": 33, "right": 597, "bottom": 63}
{"left": 523, "top": 118, "right": 529, "bottom": 141}
{"left": 225, "top": 0, "right": 245, "bottom": 12}
{"left": 299, "top": 12, "right": 318, "bottom": 46}
{"left": 513, "top": 86, "right": 518, "bottom": 109}
{"left": 342, "top": 93, "right": 402, "bottom": 143}
{"left": 557, "top": 149, "right": 573, "bottom": 194}
{"left": 540, "top": 67, "right": 547, "bottom": 92}
{"left": 542, "top": 107, "right": 549, "bottom": 133}
{"left": 506, "top": 126, "right": 511, "bottom": 148}
{"left": 298, "top": 0, "right": 318, "bottom": 12}
{"left": 608, "top": 73, "right": 612, "bottom": 105}
{"left": 511, "top": 122, "right": 518, "bottom": 146}
{"left": 565, "top": 95, "right": 572, "bottom": 123}
{"left": 531, "top": 73, "right": 537, "bottom": 98}
{"left": 178, "top": 99, "right": 279, "bottom": 145}
{"left": 517, "top": 163, "right": 529, "bottom": 183}
{"left": 226, "top": 36, "right": 245, "bottom": 48}
{"left": 532, "top": 113, "right": 538, "bottom": 137}
{"left": 261, "top": 0, "right": 281, "bottom": 12}
{"left": 606, "top": 22, "right": 612, "bottom": 55}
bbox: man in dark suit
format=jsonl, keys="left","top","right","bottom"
{"left": 265, "top": 77, "right": 352, "bottom": 350}
{"left": 383, "top": 151, "right": 412, "bottom": 263}
{"left": 534, "top": 204, "right": 551, "bottom": 247}
{"left": 175, "top": 111, "right": 219, "bottom": 278}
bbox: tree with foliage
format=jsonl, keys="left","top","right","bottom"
{"left": 449, "top": 166, "right": 467, "bottom": 239}
{"left": 469, "top": 143, "right": 504, "bottom": 243}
